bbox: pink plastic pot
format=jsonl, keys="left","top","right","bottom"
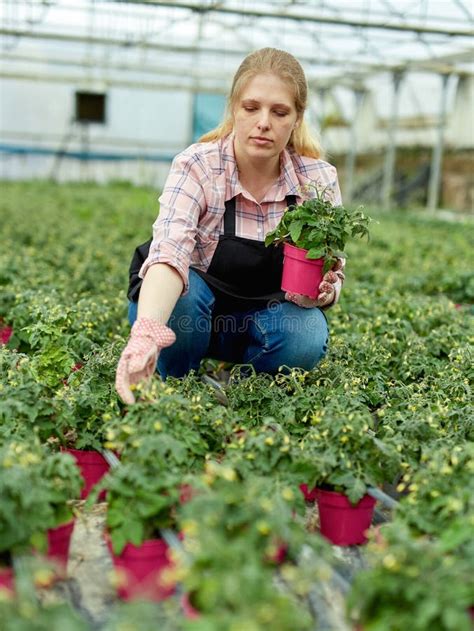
{"left": 281, "top": 243, "right": 325, "bottom": 299}
{"left": 181, "top": 593, "right": 200, "bottom": 619}
{"left": 315, "top": 488, "right": 376, "bottom": 546}
{"left": 0, "top": 567, "right": 14, "bottom": 594}
{"left": 47, "top": 519, "right": 75, "bottom": 571}
{"left": 0, "top": 324, "right": 13, "bottom": 346}
{"left": 106, "top": 536, "right": 175, "bottom": 602}
{"left": 64, "top": 448, "right": 110, "bottom": 500}
{"left": 299, "top": 483, "right": 318, "bottom": 503}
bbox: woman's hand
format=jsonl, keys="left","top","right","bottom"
{"left": 115, "top": 317, "right": 176, "bottom": 404}
{"left": 285, "top": 258, "right": 345, "bottom": 309}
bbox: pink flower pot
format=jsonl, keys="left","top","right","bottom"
{"left": 299, "top": 483, "right": 318, "bottom": 502}
{"left": 281, "top": 243, "right": 325, "bottom": 299}
{"left": 106, "top": 536, "right": 176, "bottom": 602}
{"left": 0, "top": 567, "right": 14, "bottom": 595}
{"left": 47, "top": 519, "right": 75, "bottom": 572}
{"left": 64, "top": 448, "right": 110, "bottom": 500}
{"left": 315, "top": 488, "right": 376, "bottom": 546}
{"left": 181, "top": 593, "right": 200, "bottom": 619}
{"left": 0, "top": 324, "right": 13, "bottom": 345}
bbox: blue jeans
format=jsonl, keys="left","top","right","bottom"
{"left": 128, "top": 268, "right": 329, "bottom": 379}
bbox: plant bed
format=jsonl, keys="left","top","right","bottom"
{"left": 315, "top": 488, "right": 376, "bottom": 546}
{"left": 105, "top": 534, "right": 175, "bottom": 602}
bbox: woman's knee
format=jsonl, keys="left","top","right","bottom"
{"left": 249, "top": 304, "right": 329, "bottom": 373}
{"left": 167, "top": 269, "right": 215, "bottom": 338}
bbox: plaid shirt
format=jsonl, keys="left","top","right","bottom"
{"left": 140, "top": 132, "right": 342, "bottom": 295}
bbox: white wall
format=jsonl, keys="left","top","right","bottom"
{"left": 0, "top": 77, "right": 192, "bottom": 185}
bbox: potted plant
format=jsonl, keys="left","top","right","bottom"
{"left": 94, "top": 458, "right": 186, "bottom": 602}
{"left": 175, "top": 470, "right": 325, "bottom": 629}
{"left": 292, "top": 403, "right": 400, "bottom": 545}
{"left": 347, "top": 523, "right": 474, "bottom": 631}
{"left": 222, "top": 420, "right": 302, "bottom": 488}
{"left": 265, "top": 184, "right": 371, "bottom": 298}
{"left": 0, "top": 342, "right": 118, "bottom": 501}
{"left": 0, "top": 439, "right": 83, "bottom": 576}
{"left": 57, "top": 342, "right": 123, "bottom": 499}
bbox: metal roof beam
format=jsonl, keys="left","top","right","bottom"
{"left": 0, "top": 69, "right": 228, "bottom": 93}
{"left": 2, "top": 27, "right": 472, "bottom": 76}
{"left": 105, "top": 0, "right": 474, "bottom": 37}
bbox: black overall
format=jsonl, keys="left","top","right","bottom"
{"left": 127, "top": 194, "right": 297, "bottom": 314}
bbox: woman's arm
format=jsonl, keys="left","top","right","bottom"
{"left": 115, "top": 263, "right": 183, "bottom": 404}
{"left": 137, "top": 262, "right": 184, "bottom": 324}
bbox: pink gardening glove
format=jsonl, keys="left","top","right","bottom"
{"left": 115, "top": 317, "right": 176, "bottom": 404}
{"left": 285, "top": 258, "right": 346, "bottom": 309}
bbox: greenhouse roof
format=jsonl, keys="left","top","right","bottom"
{"left": 1, "top": 0, "right": 473, "bottom": 94}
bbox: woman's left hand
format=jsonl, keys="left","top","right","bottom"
{"left": 285, "top": 258, "right": 345, "bottom": 309}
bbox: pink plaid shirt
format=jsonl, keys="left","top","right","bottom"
{"left": 140, "top": 132, "right": 342, "bottom": 295}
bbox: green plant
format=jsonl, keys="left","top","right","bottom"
{"left": 103, "top": 377, "right": 234, "bottom": 461}
{"left": 0, "top": 347, "right": 57, "bottom": 444}
{"left": 291, "top": 401, "right": 401, "bottom": 503}
{"left": 0, "top": 440, "right": 82, "bottom": 555}
{"left": 393, "top": 443, "right": 474, "bottom": 540}
{"left": 96, "top": 460, "right": 184, "bottom": 554}
{"left": 55, "top": 341, "right": 122, "bottom": 450}
{"left": 0, "top": 597, "right": 90, "bottom": 631}
{"left": 222, "top": 420, "right": 300, "bottom": 483}
{"left": 0, "top": 558, "right": 90, "bottom": 630}
{"left": 347, "top": 524, "right": 474, "bottom": 631}
{"left": 265, "top": 184, "right": 371, "bottom": 271}
{"left": 176, "top": 471, "right": 325, "bottom": 630}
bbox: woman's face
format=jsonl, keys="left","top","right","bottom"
{"left": 232, "top": 73, "right": 300, "bottom": 166}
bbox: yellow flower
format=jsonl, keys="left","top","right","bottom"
{"left": 281, "top": 488, "right": 294, "bottom": 501}
{"left": 182, "top": 519, "right": 198, "bottom": 536}
{"left": 382, "top": 554, "right": 399, "bottom": 570}
{"left": 221, "top": 466, "right": 237, "bottom": 482}
{"left": 257, "top": 521, "right": 270, "bottom": 535}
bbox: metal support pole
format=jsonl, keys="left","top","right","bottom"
{"left": 315, "top": 87, "right": 328, "bottom": 144}
{"left": 345, "top": 89, "right": 365, "bottom": 205}
{"left": 381, "top": 71, "right": 403, "bottom": 211}
{"left": 427, "top": 73, "right": 450, "bottom": 212}
{"left": 80, "top": 122, "right": 89, "bottom": 181}
{"left": 189, "top": 12, "right": 206, "bottom": 145}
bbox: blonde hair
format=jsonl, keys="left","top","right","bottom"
{"left": 198, "top": 47, "right": 322, "bottom": 159}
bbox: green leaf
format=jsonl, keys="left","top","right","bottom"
{"left": 289, "top": 220, "right": 304, "bottom": 244}
{"left": 306, "top": 247, "right": 325, "bottom": 259}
